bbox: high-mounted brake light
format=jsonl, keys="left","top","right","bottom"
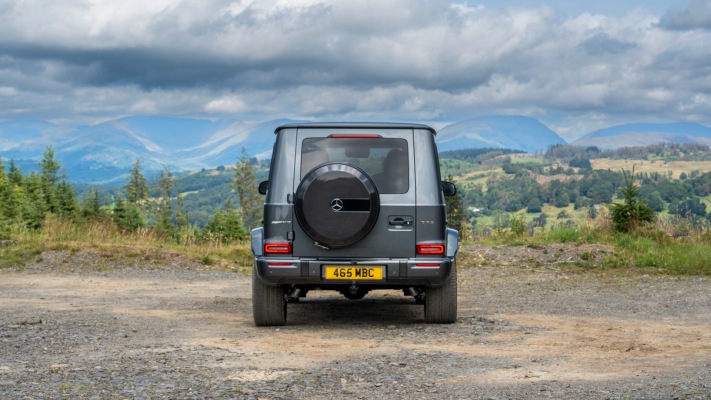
{"left": 264, "top": 243, "right": 292, "bottom": 254}
{"left": 416, "top": 243, "right": 445, "bottom": 255}
{"left": 328, "top": 134, "right": 382, "bottom": 139}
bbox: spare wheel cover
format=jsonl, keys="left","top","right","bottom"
{"left": 295, "top": 163, "right": 380, "bottom": 248}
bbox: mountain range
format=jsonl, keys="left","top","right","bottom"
{"left": 572, "top": 123, "right": 711, "bottom": 149}
{"left": 0, "top": 117, "right": 295, "bottom": 183}
{"left": 1, "top": 116, "right": 710, "bottom": 184}
{"left": 436, "top": 116, "right": 566, "bottom": 153}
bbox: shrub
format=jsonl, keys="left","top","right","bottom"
{"left": 508, "top": 213, "right": 527, "bottom": 237}
{"left": 608, "top": 168, "right": 655, "bottom": 232}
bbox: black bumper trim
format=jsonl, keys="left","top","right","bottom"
{"left": 254, "top": 257, "right": 453, "bottom": 287}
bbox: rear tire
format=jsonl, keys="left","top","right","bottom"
{"left": 252, "top": 263, "right": 287, "bottom": 326}
{"left": 424, "top": 261, "right": 457, "bottom": 324}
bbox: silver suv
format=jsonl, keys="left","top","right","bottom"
{"left": 251, "top": 123, "right": 458, "bottom": 325}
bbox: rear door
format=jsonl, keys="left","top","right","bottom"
{"left": 292, "top": 127, "right": 416, "bottom": 258}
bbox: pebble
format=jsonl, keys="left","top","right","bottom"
{"left": 0, "top": 250, "right": 709, "bottom": 399}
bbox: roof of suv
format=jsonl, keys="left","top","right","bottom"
{"left": 274, "top": 122, "right": 436, "bottom": 135}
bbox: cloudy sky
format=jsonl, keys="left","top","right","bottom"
{"left": 1, "top": 0, "right": 710, "bottom": 140}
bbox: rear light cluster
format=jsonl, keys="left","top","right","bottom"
{"left": 264, "top": 243, "right": 292, "bottom": 254}
{"left": 265, "top": 242, "right": 444, "bottom": 256}
{"left": 416, "top": 243, "right": 445, "bottom": 255}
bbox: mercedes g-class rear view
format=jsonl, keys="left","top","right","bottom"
{"left": 251, "top": 123, "right": 458, "bottom": 326}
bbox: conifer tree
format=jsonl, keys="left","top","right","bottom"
{"left": 0, "top": 157, "right": 21, "bottom": 225}
{"left": 81, "top": 189, "right": 103, "bottom": 219}
{"left": 55, "top": 181, "right": 77, "bottom": 217}
{"left": 0, "top": 157, "right": 12, "bottom": 237}
{"left": 126, "top": 160, "right": 149, "bottom": 205}
{"left": 608, "top": 168, "right": 655, "bottom": 232}
{"left": 155, "top": 165, "right": 175, "bottom": 235}
{"left": 231, "top": 147, "right": 262, "bottom": 231}
{"left": 0, "top": 156, "right": 5, "bottom": 182}
{"left": 204, "top": 201, "right": 247, "bottom": 243}
{"left": 39, "top": 145, "right": 64, "bottom": 187}
{"left": 21, "top": 173, "right": 48, "bottom": 229}
{"left": 175, "top": 194, "right": 189, "bottom": 231}
{"left": 112, "top": 196, "right": 128, "bottom": 229}
{"left": 8, "top": 159, "right": 22, "bottom": 186}
{"left": 445, "top": 175, "right": 466, "bottom": 237}
{"left": 112, "top": 195, "right": 145, "bottom": 231}
{"left": 38, "top": 146, "right": 65, "bottom": 213}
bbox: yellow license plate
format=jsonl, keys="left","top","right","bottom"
{"left": 324, "top": 266, "right": 383, "bottom": 280}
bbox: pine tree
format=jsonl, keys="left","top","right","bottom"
{"left": 112, "top": 196, "right": 128, "bottom": 230}
{"left": 608, "top": 167, "right": 655, "bottom": 232}
{"left": 38, "top": 146, "right": 65, "bottom": 213}
{"left": 39, "top": 145, "right": 64, "bottom": 187}
{"left": 126, "top": 160, "right": 149, "bottom": 205}
{"left": 112, "top": 196, "right": 145, "bottom": 231}
{"left": 0, "top": 179, "right": 21, "bottom": 225}
{"left": 8, "top": 159, "right": 22, "bottom": 186}
{"left": 54, "top": 181, "right": 77, "bottom": 217}
{"left": 444, "top": 175, "right": 466, "bottom": 236}
{"left": 154, "top": 165, "right": 175, "bottom": 235}
{"left": 231, "top": 147, "right": 262, "bottom": 231}
{"left": 175, "top": 194, "right": 189, "bottom": 231}
{"left": 0, "top": 157, "right": 12, "bottom": 237}
{"left": 0, "top": 156, "right": 5, "bottom": 182}
{"left": 21, "top": 173, "right": 48, "bottom": 229}
{"left": 204, "top": 201, "right": 247, "bottom": 243}
{"left": 81, "top": 189, "right": 103, "bottom": 219}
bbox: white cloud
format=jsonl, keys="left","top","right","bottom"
{"left": 0, "top": 86, "right": 18, "bottom": 96}
{"left": 0, "top": 0, "right": 709, "bottom": 134}
{"left": 205, "top": 96, "right": 248, "bottom": 113}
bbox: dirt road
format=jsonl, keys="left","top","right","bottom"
{"left": 1, "top": 247, "right": 710, "bottom": 399}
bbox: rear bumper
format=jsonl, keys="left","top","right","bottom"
{"left": 254, "top": 257, "right": 454, "bottom": 287}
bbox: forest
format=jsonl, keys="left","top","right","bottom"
{"left": 440, "top": 143, "right": 711, "bottom": 233}
{"left": 2, "top": 142, "right": 710, "bottom": 243}
{"left": 0, "top": 147, "right": 262, "bottom": 245}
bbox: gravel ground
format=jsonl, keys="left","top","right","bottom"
{"left": 1, "top": 246, "right": 710, "bottom": 399}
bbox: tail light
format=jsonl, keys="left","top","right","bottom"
{"left": 416, "top": 243, "right": 445, "bottom": 255}
{"left": 264, "top": 243, "right": 292, "bottom": 254}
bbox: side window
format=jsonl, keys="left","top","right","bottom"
{"left": 301, "top": 137, "right": 409, "bottom": 194}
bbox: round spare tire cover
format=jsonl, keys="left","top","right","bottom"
{"left": 295, "top": 163, "right": 380, "bottom": 248}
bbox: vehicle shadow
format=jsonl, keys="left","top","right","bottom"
{"left": 286, "top": 291, "right": 424, "bottom": 326}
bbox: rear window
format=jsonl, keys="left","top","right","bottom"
{"left": 301, "top": 137, "right": 408, "bottom": 194}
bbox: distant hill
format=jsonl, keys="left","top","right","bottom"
{"left": 0, "top": 120, "right": 73, "bottom": 159}
{"left": 0, "top": 117, "right": 300, "bottom": 184}
{"left": 574, "top": 123, "right": 711, "bottom": 149}
{"left": 6, "top": 115, "right": 711, "bottom": 184}
{"left": 437, "top": 116, "right": 567, "bottom": 153}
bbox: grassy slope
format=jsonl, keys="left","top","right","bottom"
{"left": 591, "top": 159, "right": 711, "bottom": 179}
{"left": 3, "top": 152, "right": 710, "bottom": 276}
{"left": 0, "top": 215, "right": 253, "bottom": 271}
{"left": 444, "top": 153, "right": 711, "bottom": 276}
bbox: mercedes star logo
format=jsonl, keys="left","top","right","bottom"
{"left": 330, "top": 198, "right": 344, "bottom": 212}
